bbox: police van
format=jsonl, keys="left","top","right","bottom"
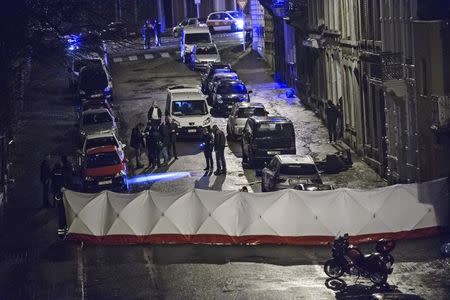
{"left": 165, "top": 85, "right": 212, "bottom": 138}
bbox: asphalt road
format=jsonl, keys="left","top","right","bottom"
{"left": 0, "top": 32, "right": 449, "bottom": 299}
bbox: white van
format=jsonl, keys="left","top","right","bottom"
{"left": 180, "top": 27, "right": 212, "bottom": 64}
{"left": 165, "top": 85, "right": 212, "bottom": 137}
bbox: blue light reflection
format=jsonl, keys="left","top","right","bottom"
{"left": 127, "top": 172, "right": 191, "bottom": 185}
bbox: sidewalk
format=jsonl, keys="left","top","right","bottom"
{"left": 233, "top": 51, "right": 387, "bottom": 189}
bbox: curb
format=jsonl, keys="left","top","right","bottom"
{"left": 229, "top": 47, "right": 252, "bottom": 67}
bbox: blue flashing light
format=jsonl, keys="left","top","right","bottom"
{"left": 127, "top": 172, "right": 190, "bottom": 185}
{"left": 286, "top": 88, "right": 295, "bottom": 98}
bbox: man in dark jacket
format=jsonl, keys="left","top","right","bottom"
{"left": 325, "top": 100, "right": 339, "bottom": 144}
{"left": 202, "top": 127, "right": 214, "bottom": 171}
{"left": 159, "top": 121, "right": 170, "bottom": 165}
{"left": 153, "top": 19, "right": 161, "bottom": 46}
{"left": 143, "top": 19, "right": 153, "bottom": 49}
{"left": 145, "top": 123, "right": 162, "bottom": 168}
{"left": 51, "top": 162, "right": 66, "bottom": 231}
{"left": 130, "top": 123, "right": 145, "bottom": 168}
{"left": 61, "top": 155, "right": 73, "bottom": 190}
{"left": 168, "top": 117, "right": 178, "bottom": 160}
{"left": 212, "top": 125, "right": 226, "bottom": 175}
{"left": 40, "top": 154, "right": 52, "bottom": 208}
{"left": 148, "top": 101, "right": 162, "bottom": 126}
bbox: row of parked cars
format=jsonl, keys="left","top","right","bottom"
{"left": 67, "top": 52, "right": 128, "bottom": 192}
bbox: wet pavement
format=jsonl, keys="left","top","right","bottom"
{"left": 0, "top": 35, "right": 449, "bottom": 299}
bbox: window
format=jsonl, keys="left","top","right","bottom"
{"left": 237, "top": 107, "right": 266, "bottom": 118}
{"left": 195, "top": 46, "right": 218, "bottom": 55}
{"left": 256, "top": 123, "right": 294, "bottom": 138}
{"left": 85, "top": 136, "right": 118, "bottom": 150}
{"left": 188, "top": 19, "right": 196, "bottom": 25}
{"left": 209, "top": 13, "right": 219, "bottom": 20}
{"left": 217, "top": 83, "right": 247, "bottom": 94}
{"left": 86, "top": 151, "right": 120, "bottom": 168}
{"left": 180, "top": 20, "right": 188, "bottom": 26}
{"left": 185, "top": 33, "right": 211, "bottom": 44}
{"left": 172, "top": 100, "right": 208, "bottom": 116}
{"left": 83, "top": 112, "right": 112, "bottom": 125}
{"left": 280, "top": 164, "right": 318, "bottom": 176}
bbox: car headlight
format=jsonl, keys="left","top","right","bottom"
{"left": 236, "top": 19, "right": 244, "bottom": 29}
{"left": 79, "top": 90, "right": 86, "bottom": 95}
{"left": 80, "top": 130, "right": 86, "bottom": 136}
{"left": 216, "top": 95, "right": 223, "bottom": 103}
{"left": 203, "top": 117, "right": 211, "bottom": 126}
{"left": 85, "top": 176, "right": 94, "bottom": 181}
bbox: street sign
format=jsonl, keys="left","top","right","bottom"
{"left": 237, "top": 0, "right": 248, "bottom": 10}
{"left": 195, "top": 0, "right": 201, "bottom": 4}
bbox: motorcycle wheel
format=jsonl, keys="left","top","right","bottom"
{"left": 369, "top": 271, "right": 388, "bottom": 285}
{"left": 324, "top": 259, "right": 344, "bottom": 279}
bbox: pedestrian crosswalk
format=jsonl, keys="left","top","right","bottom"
{"left": 111, "top": 51, "right": 181, "bottom": 64}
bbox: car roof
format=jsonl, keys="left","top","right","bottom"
{"left": 168, "top": 86, "right": 205, "bottom": 101}
{"left": 183, "top": 26, "right": 210, "bottom": 34}
{"left": 86, "top": 145, "right": 118, "bottom": 155}
{"left": 251, "top": 116, "right": 292, "bottom": 124}
{"left": 217, "top": 79, "right": 244, "bottom": 85}
{"left": 85, "top": 131, "right": 117, "bottom": 140}
{"left": 275, "top": 155, "right": 315, "bottom": 165}
{"left": 235, "top": 102, "right": 264, "bottom": 108}
{"left": 208, "top": 63, "right": 231, "bottom": 69}
{"left": 213, "top": 72, "right": 238, "bottom": 78}
{"left": 194, "top": 43, "right": 217, "bottom": 48}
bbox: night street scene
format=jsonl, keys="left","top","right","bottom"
{"left": 1, "top": 0, "right": 450, "bottom": 299}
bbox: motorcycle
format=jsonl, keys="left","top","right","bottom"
{"left": 324, "top": 233, "right": 395, "bottom": 285}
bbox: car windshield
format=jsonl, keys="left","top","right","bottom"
{"left": 237, "top": 107, "right": 266, "bottom": 118}
{"left": 185, "top": 33, "right": 211, "bottom": 44}
{"left": 280, "top": 164, "right": 318, "bottom": 175}
{"left": 256, "top": 123, "right": 294, "bottom": 138}
{"left": 172, "top": 100, "right": 208, "bottom": 116}
{"left": 196, "top": 46, "right": 217, "bottom": 55}
{"left": 74, "top": 59, "right": 102, "bottom": 72}
{"left": 229, "top": 12, "right": 244, "bottom": 18}
{"left": 85, "top": 136, "right": 118, "bottom": 150}
{"left": 83, "top": 112, "right": 112, "bottom": 125}
{"left": 209, "top": 68, "right": 231, "bottom": 79}
{"left": 80, "top": 68, "right": 108, "bottom": 90}
{"left": 217, "top": 83, "right": 247, "bottom": 94}
{"left": 86, "top": 151, "right": 120, "bottom": 168}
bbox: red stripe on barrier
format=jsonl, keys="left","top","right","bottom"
{"left": 65, "top": 226, "right": 445, "bottom": 246}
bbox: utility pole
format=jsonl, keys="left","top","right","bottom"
{"left": 156, "top": 0, "right": 165, "bottom": 32}
{"left": 195, "top": 0, "right": 201, "bottom": 18}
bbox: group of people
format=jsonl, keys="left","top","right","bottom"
{"left": 40, "top": 154, "right": 72, "bottom": 232}
{"left": 201, "top": 125, "right": 227, "bottom": 176}
{"left": 325, "top": 98, "right": 344, "bottom": 144}
{"left": 130, "top": 102, "right": 178, "bottom": 169}
{"left": 143, "top": 18, "right": 161, "bottom": 49}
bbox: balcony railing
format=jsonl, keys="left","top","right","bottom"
{"left": 365, "top": 52, "right": 404, "bottom": 81}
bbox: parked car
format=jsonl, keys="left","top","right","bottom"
{"left": 189, "top": 43, "right": 221, "bottom": 71}
{"left": 206, "top": 71, "right": 239, "bottom": 97}
{"left": 165, "top": 85, "right": 211, "bottom": 137}
{"left": 78, "top": 65, "right": 113, "bottom": 102}
{"left": 206, "top": 11, "right": 247, "bottom": 32}
{"left": 211, "top": 79, "right": 251, "bottom": 116}
{"left": 74, "top": 31, "right": 105, "bottom": 56}
{"left": 101, "top": 21, "right": 127, "bottom": 40}
{"left": 173, "top": 17, "right": 207, "bottom": 38}
{"left": 81, "top": 132, "right": 124, "bottom": 155}
{"left": 201, "top": 63, "right": 234, "bottom": 93}
{"left": 79, "top": 98, "right": 113, "bottom": 115}
{"left": 227, "top": 102, "right": 267, "bottom": 140}
{"left": 180, "top": 26, "right": 212, "bottom": 63}
{"left": 79, "top": 108, "right": 117, "bottom": 141}
{"left": 261, "top": 155, "right": 323, "bottom": 192}
{"left": 67, "top": 53, "right": 105, "bottom": 90}
{"left": 81, "top": 145, "right": 127, "bottom": 192}
{"left": 242, "top": 116, "right": 296, "bottom": 168}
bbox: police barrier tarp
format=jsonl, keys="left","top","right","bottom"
{"left": 63, "top": 178, "right": 449, "bottom": 245}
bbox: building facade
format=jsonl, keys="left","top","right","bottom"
{"left": 253, "top": 0, "right": 450, "bottom": 183}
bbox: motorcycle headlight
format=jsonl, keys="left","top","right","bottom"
{"left": 216, "top": 95, "right": 223, "bottom": 103}
{"left": 80, "top": 130, "right": 86, "bottom": 136}
{"left": 85, "top": 176, "right": 94, "bottom": 181}
{"left": 203, "top": 117, "right": 211, "bottom": 126}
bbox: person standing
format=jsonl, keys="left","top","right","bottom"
{"left": 159, "top": 121, "right": 170, "bottom": 166}
{"left": 145, "top": 123, "right": 162, "bottom": 168}
{"left": 61, "top": 155, "right": 73, "bottom": 190}
{"left": 153, "top": 19, "right": 161, "bottom": 46}
{"left": 168, "top": 117, "right": 178, "bottom": 160}
{"left": 148, "top": 101, "right": 162, "bottom": 126}
{"left": 325, "top": 100, "right": 339, "bottom": 144}
{"left": 40, "top": 154, "right": 52, "bottom": 208}
{"left": 143, "top": 19, "right": 153, "bottom": 49}
{"left": 51, "top": 162, "right": 66, "bottom": 231}
{"left": 337, "top": 97, "right": 344, "bottom": 139}
{"left": 212, "top": 125, "right": 226, "bottom": 175}
{"left": 130, "top": 123, "right": 145, "bottom": 168}
{"left": 202, "top": 127, "right": 214, "bottom": 171}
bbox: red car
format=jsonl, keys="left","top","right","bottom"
{"left": 82, "top": 145, "right": 127, "bottom": 192}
